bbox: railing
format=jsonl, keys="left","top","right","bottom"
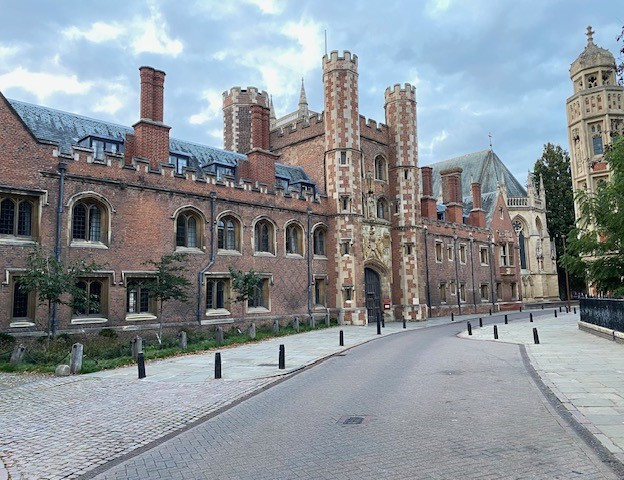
{"left": 507, "top": 197, "right": 528, "bottom": 207}
{"left": 580, "top": 298, "right": 624, "bottom": 333}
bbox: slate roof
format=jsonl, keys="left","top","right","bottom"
{"left": 425, "top": 150, "right": 526, "bottom": 227}
{"left": 6, "top": 98, "right": 313, "bottom": 185}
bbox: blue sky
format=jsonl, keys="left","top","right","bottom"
{"left": 0, "top": 0, "right": 621, "bottom": 183}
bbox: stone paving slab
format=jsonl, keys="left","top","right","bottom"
{"left": 459, "top": 311, "right": 624, "bottom": 462}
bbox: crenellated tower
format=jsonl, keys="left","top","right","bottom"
{"left": 384, "top": 83, "right": 423, "bottom": 319}
{"left": 322, "top": 51, "right": 367, "bottom": 324}
{"left": 222, "top": 87, "right": 270, "bottom": 154}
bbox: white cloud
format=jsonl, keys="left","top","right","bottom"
{"left": 131, "top": 2, "right": 183, "bottom": 57}
{"left": 63, "top": 22, "right": 124, "bottom": 43}
{"left": 426, "top": 0, "right": 452, "bottom": 16}
{"left": 420, "top": 129, "right": 449, "bottom": 156}
{"left": 188, "top": 89, "right": 223, "bottom": 125}
{"left": 0, "top": 67, "right": 92, "bottom": 101}
{"left": 0, "top": 44, "right": 20, "bottom": 62}
{"left": 92, "top": 82, "right": 130, "bottom": 115}
{"left": 243, "top": 0, "right": 285, "bottom": 15}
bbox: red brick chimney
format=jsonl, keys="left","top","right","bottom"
{"left": 420, "top": 166, "right": 437, "bottom": 219}
{"left": 132, "top": 66, "right": 171, "bottom": 169}
{"left": 243, "top": 103, "right": 277, "bottom": 186}
{"left": 468, "top": 181, "right": 486, "bottom": 227}
{"left": 440, "top": 167, "right": 463, "bottom": 224}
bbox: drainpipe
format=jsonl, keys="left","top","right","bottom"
{"left": 453, "top": 232, "right": 461, "bottom": 315}
{"left": 489, "top": 235, "right": 496, "bottom": 311}
{"left": 306, "top": 207, "right": 313, "bottom": 324}
{"left": 423, "top": 226, "right": 431, "bottom": 314}
{"left": 51, "top": 161, "right": 67, "bottom": 337}
{"left": 197, "top": 192, "right": 216, "bottom": 325}
{"left": 469, "top": 234, "right": 477, "bottom": 313}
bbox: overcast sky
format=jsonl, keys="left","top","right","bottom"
{"left": 0, "top": 0, "right": 622, "bottom": 183}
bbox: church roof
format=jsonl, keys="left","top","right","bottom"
{"left": 427, "top": 149, "right": 527, "bottom": 199}
{"left": 7, "top": 98, "right": 312, "bottom": 185}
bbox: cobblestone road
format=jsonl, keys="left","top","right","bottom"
{"left": 89, "top": 323, "right": 618, "bottom": 479}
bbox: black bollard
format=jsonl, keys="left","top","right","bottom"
{"left": 215, "top": 352, "right": 222, "bottom": 379}
{"left": 339, "top": 330, "right": 344, "bottom": 346}
{"left": 467, "top": 322, "right": 472, "bottom": 336}
{"left": 533, "top": 328, "right": 540, "bottom": 345}
{"left": 519, "top": 306, "right": 523, "bottom": 312}
{"left": 530, "top": 312, "right": 533, "bottom": 323}
{"left": 451, "top": 312, "right": 454, "bottom": 322}
{"left": 137, "top": 352, "right": 146, "bottom": 379}
{"left": 403, "top": 319, "right": 406, "bottom": 329}
{"left": 559, "top": 306, "right": 562, "bottom": 313}
{"left": 504, "top": 314, "right": 508, "bottom": 325}
{"left": 494, "top": 325, "right": 499, "bottom": 340}
{"left": 554, "top": 309, "right": 558, "bottom": 318}
{"left": 489, "top": 308, "right": 492, "bottom": 316}
{"left": 278, "top": 344, "right": 285, "bottom": 370}
{"left": 376, "top": 312, "right": 381, "bottom": 335}
{"left": 541, "top": 305, "right": 544, "bottom": 310}
{"left": 574, "top": 307, "right": 577, "bottom": 314}
{"left": 479, "top": 317, "right": 483, "bottom": 327}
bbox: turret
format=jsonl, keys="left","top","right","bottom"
{"left": 222, "top": 87, "right": 270, "bottom": 154}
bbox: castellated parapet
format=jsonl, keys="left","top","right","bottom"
{"left": 322, "top": 51, "right": 358, "bottom": 72}
{"left": 384, "top": 83, "right": 416, "bottom": 104}
{"left": 222, "top": 87, "right": 270, "bottom": 107}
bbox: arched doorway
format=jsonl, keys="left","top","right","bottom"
{"left": 365, "top": 267, "right": 382, "bottom": 324}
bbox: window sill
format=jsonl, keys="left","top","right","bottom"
{"left": 313, "top": 305, "right": 327, "bottom": 310}
{"left": 313, "top": 254, "right": 328, "bottom": 260}
{"left": 247, "top": 307, "right": 270, "bottom": 314}
{"left": 286, "top": 253, "right": 303, "bottom": 258}
{"left": 254, "top": 252, "right": 275, "bottom": 258}
{"left": 175, "top": 247, "right": 204, "bottom": 255}
{"left": 125, "top": 313, "right": 157, "bottom": 322}
{"left": 71, "top": 240, "right": 108, "bottom": 249}
{"left": 0, "top": 237, "right": 36, "bottom": 246}
{"left": 9, "top": 320, "right": 36, "bottom": 328}
{"left": 205, "top": 308, "right": 231, "bottom": 316}
{"left": 217, "top": 249, "right": 242, "bottom": 256}
{"left": 71, "top": 316, "right": 108, "bottom": 325}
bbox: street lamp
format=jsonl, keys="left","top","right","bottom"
{"left": 561, "top": 234, "right": 572, "bottom": 312}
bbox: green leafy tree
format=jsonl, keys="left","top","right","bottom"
{"left": 561, "top": 136, "right": 624, "bottom": 296}
{"left": 532, "top": 143, "right": 582, "bottom": 296}
{"left": 228, "top": 266, "right": 262, "bottom": 320}
{"left": 142, "top": 253, "right": 192, "bottom": 343}
{"left": 19, "top": 248, "right": 103, "bottom": 337}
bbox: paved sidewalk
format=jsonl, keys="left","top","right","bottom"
{"left": 459, "top": 310, "right": 624, "bottom": 464}
{"left": 0, "top": 319, "right": 448, "bottom": 480}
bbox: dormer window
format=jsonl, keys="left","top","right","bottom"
{"left": 205, "top": 162, "right": 235, "bottom": 180}
{"left": 169, "top": 153, "right": 189, "bottom": 175}
{"left": 79, "top": 136, "right": 123, "bottom": 161}
{"left": 276, "top": 178, "right": 289, "bottom": 190}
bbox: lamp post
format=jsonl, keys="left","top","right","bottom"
{"left": 561, "top": 234, "right": 572, "bottom": 312}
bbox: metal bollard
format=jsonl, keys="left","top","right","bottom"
{"left": 467, "top": 322, "right": 472, "bottom": 336}
{"left": 376, "top": 313, "right": 381, "bottom": 335}
{"left": 489, "top": 308, "right": 492, "bottom": 316}
{"left": 541, "top": 305, "right": 544, "bottom": 310}
{"left": 494, "top": 325, "right": 499, "bottom": 339}
{"left": 451, "top": 312, "right": 454, "bottom": 322}
{"left": 215, "top": 352, "right": 222, "bottom": 379}
{"left": 559, "top": 306, "right": 562, "bottom": 313}
{"left": 504, "top": 314, "right": 508, "bottom": 325}
{"left": 403, "top": 319, "right": 406, "bottom": 329}
{"left": 530, "top": 312, "right": 533, "bottom": 323}
{"left": 533, "top": 328, "right": 540, "bottom": 345}
{"left": 519, "top": 306, "right": 523, "bottom": 312}
{"left": 339, "top": 330, "right": 344, "bottom": 346}
{"left": 137, "top": 352, "right": 146, "bottom": 379}
{"left": 479, "top": 317, "right": 483, "bottom": 327}
{"left": 574, "top": 307, "right": 577, "bottom": 314}
{"left": 278, "top": 344, "right": 285, "bottom": 369}
{"left": 554, "top": 309, "right": 558, "bottom": 318}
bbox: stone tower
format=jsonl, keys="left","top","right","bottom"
{"left": 567, "top": 26, "right": 624, "bottom": 219}
{"left": 384, "top": 84, "right": 423, "bottom": 319}
{"left": 322, "top": 51, "right": 366, "bottom": 324}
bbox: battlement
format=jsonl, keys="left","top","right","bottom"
{"left": 322, "top": 50, "right": 358, "bottom": 70}
{"left": 63, "top": 145, "right": 323, "bottom": 208}
{"left": 273, "top": 113, "right": 324, "bottom": 136}
{"left": 359, "top": 115, "right": 389, "bottom": 144}
{"left": 384, "top": 83, "right": 416, "bottom": 103}
{"left": 222, "top": 86, "right": 270, "bottom": 108}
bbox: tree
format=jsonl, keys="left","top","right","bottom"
{"left": 561, "top": 136, "right": 624, "bottom": 296}
{"left": 532, "top": 143, "right": 582, "bottom": 296}
{"left": 142, "top": 253, "right": 192, "bottom": 343}
{"left": 19, "top": 248, "right": 103, "bottom": 337}
{"left": 228, "top": 266, "right": 262, "bottom": 320}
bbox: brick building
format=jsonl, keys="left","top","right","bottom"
{"left": 0, "top": 51, "right": 524, "bottom": 336}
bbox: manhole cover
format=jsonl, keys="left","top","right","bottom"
{"left": 338, "top": 415, "right": 371, "bottom": 425}
{"left": 343, "top": 416, "right": 364, "bottom": 425}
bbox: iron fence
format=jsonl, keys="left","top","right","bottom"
{"left": 580, "top": 298, "right": 624, "bottom": 333}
